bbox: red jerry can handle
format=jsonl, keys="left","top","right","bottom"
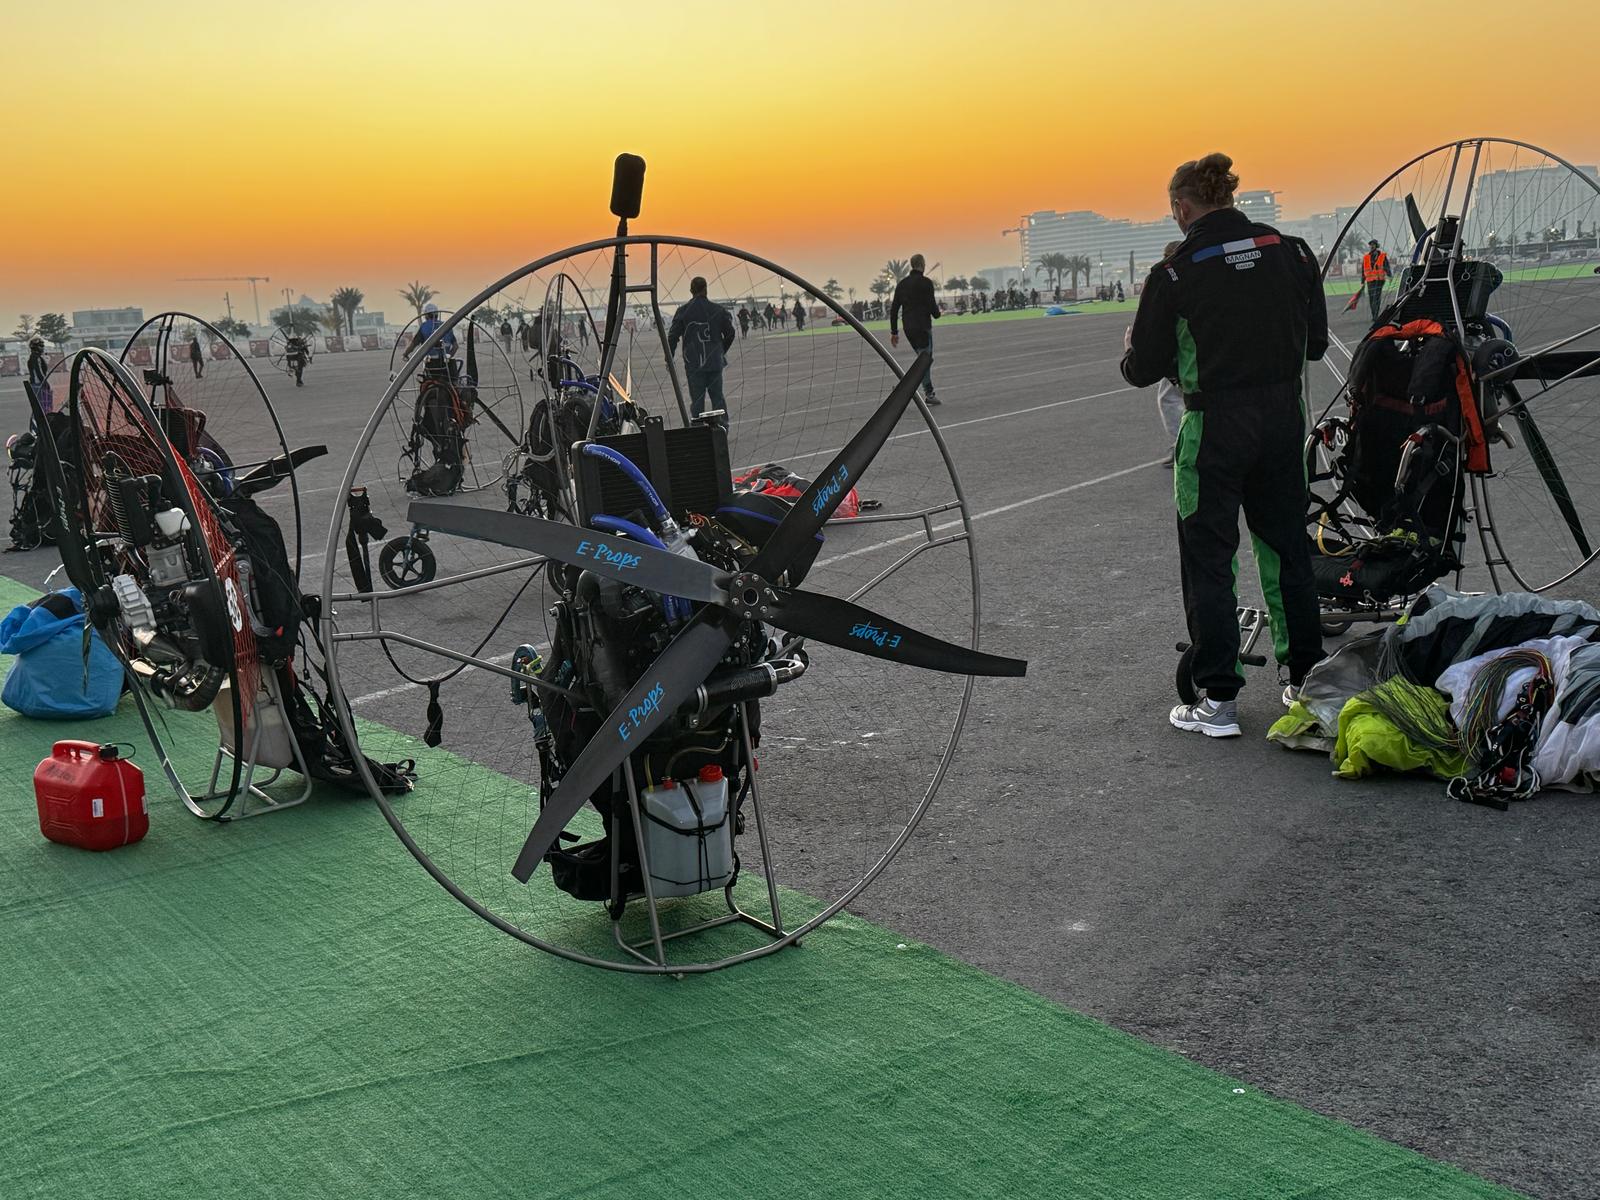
{"left": 52, "top": 740, "right": 125, "bottom": 762}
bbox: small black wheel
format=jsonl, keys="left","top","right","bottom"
{"left": 378, "top": 535, "right": 436, "bottom": 589}
{"left": 1320, "top": 619, "right": 1352, "bottom": 637}
{"left": 1175, "top": 644, "right": 1200, "bottom": 705}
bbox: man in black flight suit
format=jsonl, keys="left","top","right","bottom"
{"left": 1121, "top": 152, "right": 1328, "bottom": 739}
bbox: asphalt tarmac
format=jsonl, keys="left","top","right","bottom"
{"left": 4, "top": 298, "right": 1597, "bottom": 1199}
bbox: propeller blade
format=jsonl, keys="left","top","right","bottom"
{"left": 24, "top": 382, "right": 99, "bottom": 595}
{"left": 749, "top": 351, "right": 930, "bottom": 581}
{"left": 407, "top": 501, "right": 729, "bottom": 603}
{"left": 764, "top": 587, "right": 1026, "bottom": 677}
{"left": 511, "top": 611, "right": 735, "bottom": 881}
{"left": 467, "top": 318, "right": 479, "bottom": 380}
{"left": 1511, "top": 401, "right": 1592, "bottom": 560}
{"left": 1511, "top": 351, "right": 1600, "bottom": 382}
{"left": 1404, "top": 193, "right": 1429, "bottom": 242}
{"left": 233, "top": 444, "right": 327, "bottom": 496}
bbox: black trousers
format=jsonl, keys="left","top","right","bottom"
{"left": 1366, "top": 280, "right": 1384, "bottom": 323}
{"left": 1174, "top": 389, "right": 1323, "bottom": 700}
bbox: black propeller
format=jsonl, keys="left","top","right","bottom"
{"left": 759, "top": 587, "right": 1025, "bottom": 677}
{"left": 749, "top": 358, "right": 929, "bottom": 580}
{"left": 510, "top": 609, "right": 737, "bottom": 881}
{"left": 1404, "top": 193, "right": 1428, "bottom": 243}
{"left": 24, "top": 379, "right": 99, "bottom": 597}
{"left": 408, "top": 501, "right": 731, "bottom": 604}
{"left": 234, "top": 444, "right": 328, "bottom": 497}
{"left": 408, "top": 351, "right": 1027, "bottom": 881}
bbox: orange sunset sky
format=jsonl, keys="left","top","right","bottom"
{"left": 3, "top": 0, "right": 1598, "bottom": 329}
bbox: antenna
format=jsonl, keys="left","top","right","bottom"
{"left": 174, "top": 275, "right": 271, "bottom": 324}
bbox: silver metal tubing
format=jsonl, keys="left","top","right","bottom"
{"left": 329, "top": 556, "right": 545, "bottom": 604}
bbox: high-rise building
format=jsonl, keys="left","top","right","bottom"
{"left": 1019, "top": 209, "right": 1179, "bottom": 288}
{"left": 1469, "top": 164, "right": 1600, "bottom": 250}
{"left": 1236, "top": 189, "right": 1281, "bottom": 226}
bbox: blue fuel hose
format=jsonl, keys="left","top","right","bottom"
{"left": 588, "top": 513, "right": 687, "bottom": 623}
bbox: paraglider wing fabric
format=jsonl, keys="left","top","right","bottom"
{"left": 1389, "top": 589, "right": 1600, "bottom": 685}
{"left": 1331, "top": 677, "right": 1467, "bottom": 781}
{"left": 1296, "top": 631, "right": 1388, "bottom": 730}
{"left": 1534, "top": 643, "right": 1600, "bottom": 790}
{"left": 1266, "top": 701, "right": 1335, "bottom": 754}
{"left": 1435, "top": 636, "right": 1597, "bottom": 791}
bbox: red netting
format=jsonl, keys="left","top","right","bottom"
{"left": 72, "top": 354, "right": 259, "bottom": 725}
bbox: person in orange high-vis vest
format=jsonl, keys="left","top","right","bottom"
{"left": 1361, "top": 238, "right": 1391, "bottom": 323}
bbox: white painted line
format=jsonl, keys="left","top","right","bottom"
{"left": 771, "top": 383, "right": 1136, "bottom": 469}
{"left": 814, "top": 458, "right": 1164, "bottom": 568}
{"left": 344, "top": 455, "right": 1159, "bottom": 705}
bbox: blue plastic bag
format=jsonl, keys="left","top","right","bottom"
{"left": 0, "top": 588, "right": 124, "bottom": 719}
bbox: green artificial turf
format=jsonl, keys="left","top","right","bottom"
{"left": 0, "top": 575, "right": 1521, "bottom": 1199}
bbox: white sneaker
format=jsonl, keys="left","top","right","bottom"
{"left": 1282, "top": 684, "right": 1299, "bottom": 709}
{"left": 1170, "top": 698, "right": 1241, "bottom": 738}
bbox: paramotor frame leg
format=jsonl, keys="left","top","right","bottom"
{"left": 609, "top": 699, "right": 788, "bottom": 968}
{"left": 197, "top": 673, "right": 315, "bottom": 820}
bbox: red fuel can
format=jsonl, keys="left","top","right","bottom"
{"left": 34, "top": 741, "right": 148, "bottom": 852}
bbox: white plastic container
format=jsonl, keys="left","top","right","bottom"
{"left": 639, "top": 769, "right": 733, "bottom": 898}
{"left": 213, "top": 672, "right": 298, "bottom": 770}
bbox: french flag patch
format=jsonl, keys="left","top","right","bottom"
{"left": 1192, "top": 234, "right": 1280, "bottom": 266}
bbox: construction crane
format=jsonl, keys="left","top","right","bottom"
{"left": 174, "top": 275, "right": 270, "bottom": 324}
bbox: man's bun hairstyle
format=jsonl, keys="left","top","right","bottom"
{"left": 1169, "top": 152, "right": 1239, "bottom": 208}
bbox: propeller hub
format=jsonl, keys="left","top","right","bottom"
{"left": 724, "top": 571, "right": 773, "bottom": 619}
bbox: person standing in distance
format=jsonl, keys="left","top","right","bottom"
{"left": 189, "top": 333, "right": 205, "bottom": 379}
{"left": 411, "top": 301, "right": 458, "bottom": 367}
{"left": 890, "top": 253, "right": 943, "bottom": 406}
{"left": 25, "top": 336, "right": 52, "bottom": 415}
{"left": 1361, "top": 238, "right": 1392, "bottom": 324}
{"left": 1121, "top": 152, "right": 1328, "bottom": 738}
{"left": 667, "top": 276, "right": 736, "bottom": 426}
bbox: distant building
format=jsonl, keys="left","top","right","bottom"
{"left": 1235, "top": 189, "right": 1281, "bottom": 226}
{"left": 974, "top": 265, "right": 1033, "bottom": 290}
{"left": 1020, "top": 209, "right": 1175, "bottom": 288}
{"left": 351, "top": 310, "right": 387, "bottom": 331}
{"left": 1470, "top": 163, "right": 1600, "bottom": 253}
{"left": 71, "top": 306, "right": 145, "bottom": 348}
{"left": 1277, "top": 211, "right": 1348, "bottom": 258}
{"left": 268, "top": 293, "right": 325, "bottom": 325}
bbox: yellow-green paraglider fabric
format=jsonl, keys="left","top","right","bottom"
{"left": 1333, "top": 679, "right": 1468, "bottom": 780}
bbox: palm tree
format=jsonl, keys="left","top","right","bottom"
{"left": 968, "top": 274, "right": 990, "bottom": 295}
{"left": 319, "top": 308, "right": 345, "bottom": 336}
{"left": 1068, "top": 255, "right": 1094, "bottom": 294}
{"left": 399, "top": 280, "right": 436, "bottom": 317}
{"left": 869, "top": 278, "right": 891, "bottom": 301}
{"left": 331, "top": 286, "right": 365, "bottom": 335}
{"left": 823, "top": 278, "right": 844, "bottom": 300}
{"left": 882, "top": 259, "right": 909, "bottom": 291}
{"left": 1036, "top": 253, "right": 1069, "bottom": 295}
{"left": 273, "top": 307, "right": 319, "bottom": 337}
